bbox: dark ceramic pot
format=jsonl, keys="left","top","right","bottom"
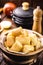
{"left": 0, "top": 30, "right": 43, "bottom": 65}
{"left": 12, "top": 2, "right": 33, "bottom": 29}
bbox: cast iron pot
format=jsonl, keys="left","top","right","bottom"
{"left": 12, "top": 2, "right": 33, "bottom": 29}
{"left": 0, "top": 30, "right": 43, "bottom": 65}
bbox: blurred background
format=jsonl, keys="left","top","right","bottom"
{"left": 0, "top": 0, "right": 43, "bottom": 10}
{"left": 0, "top": 0, "right": 43, "bottom": 33}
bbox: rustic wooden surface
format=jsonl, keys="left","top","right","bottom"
{"left": 0, "top": 11, "right": 43, "bottom": 65}
{"left": 0, "top": 13, "right": 17, "bottom": 65}
{"left": 0, "top": 13, "right": 35, "bottom": 65}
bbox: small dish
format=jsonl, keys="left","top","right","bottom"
{"left": 1, "top": 21, "right": 12, "bottom": 29}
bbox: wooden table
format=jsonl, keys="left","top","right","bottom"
{"left": 0, "top": 13, "right": 43, "bottom": 65}
{"left": 0, "top": 13, "right": 35, "bottom": 65}
{"left": 0, "top": 13, "right": 17, "bottom": 65}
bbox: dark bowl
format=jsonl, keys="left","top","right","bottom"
{"left": 0, "top": 30, "right": 43, "bottom": 65}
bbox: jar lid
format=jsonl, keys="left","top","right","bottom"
{"left": 13, "top": 2, "right": 33, "bottom": 18}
